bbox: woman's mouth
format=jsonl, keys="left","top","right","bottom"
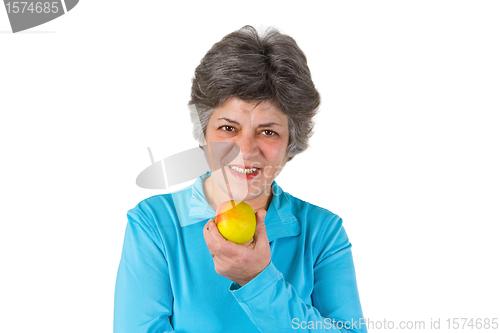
{"left": 227, "top": 165, "right": 261, "bottom": 180}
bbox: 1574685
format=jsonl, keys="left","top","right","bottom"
{"left": 446, "top": 318, "right": 498, "bottom": 330}
{"left": 5, "top": 2, "right": 60, "bottom": 14}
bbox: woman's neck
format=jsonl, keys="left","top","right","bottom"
{"left": 202, "top": 175, "right": 273, "bottom": 213}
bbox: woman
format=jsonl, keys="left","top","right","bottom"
{"left": 114, "top": 26, "right": 367, "bottom": 332}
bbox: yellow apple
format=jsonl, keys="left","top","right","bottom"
{"left": 215, "top": 200, "right": 256, "bottom": 244}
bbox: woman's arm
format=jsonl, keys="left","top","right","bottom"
{"left": 114, "top": 210, "right": 175, "bottom": 333}
{"left": 228, "top": 217, "right": 367, "bottom": 333}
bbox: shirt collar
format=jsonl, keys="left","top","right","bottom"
{"left": 186, "top": 172, "right": 300, "bottom": 242}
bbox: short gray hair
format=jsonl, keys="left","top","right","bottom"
{"left": 188, "top": 25, "right": 320, "bottom": 161}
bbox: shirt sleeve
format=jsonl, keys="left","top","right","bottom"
{"left": 229, "top": 217, "right": 367, "bottom": 333}
{"left": 114, "top": 209, "right": 176, "bottom": 333}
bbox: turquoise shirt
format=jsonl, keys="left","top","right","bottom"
{"left": 114, "top": 172, "right": 367, "bottom": 332}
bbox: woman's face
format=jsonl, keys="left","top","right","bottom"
{"left": 203, "top": 97, "right": 289, "bottom": 205}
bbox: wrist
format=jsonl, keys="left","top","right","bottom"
{"left": 233, "top": 275, "right": 254, "bottom": 287}
{"left": 232, "top": 261, "right": 270, "bottom": 286}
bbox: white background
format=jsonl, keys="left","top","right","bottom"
{"left": 1, "top": 1, "right": 499, "bottom": 332}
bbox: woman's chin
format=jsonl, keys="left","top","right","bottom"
{"left": 211, "top": 170, "right": 272, "bottom": 203}
{"left": 231, "top": 185, "right": 271, "bottom": 203}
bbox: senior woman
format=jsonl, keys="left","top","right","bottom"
{"left": 114, "top": 26, "right": 367, "bottom": 332}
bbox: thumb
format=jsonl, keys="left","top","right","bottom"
{"left": 253, "top": 209, "right": 268, "bottom": 243}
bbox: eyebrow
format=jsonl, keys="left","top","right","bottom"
{"left": 218, "top": 117, "right": 282, "bottom": 127}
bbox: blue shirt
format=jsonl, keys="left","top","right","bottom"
{"left": 114, "top": 172, "right": 367, "bottom": 332}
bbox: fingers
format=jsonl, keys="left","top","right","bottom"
{"left": 204, "top": 219, "right": 236, "bottom": 257}
{"left": 204, "top": 219, "right": 226, "bottom": 243}
{"left": 253, "top": 209, "right": 268, "bottom": 245}
{"left": 241, "top": 238, "right": 254, "bottom": 246}
{"left": 205, "top": 217, "right": 256, "bottom": 259}
{"left": 255, "top": 209, "right": 267, "bottom": 224}
{"left": 203, "top": 219, "right": 221, "bottom": 257}
{"left": 254, "top": 209, "right": 267, "bottom": 238}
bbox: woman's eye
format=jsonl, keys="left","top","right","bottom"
{"left": 262, "top": 129, "right": 277, "bottom": 136}
{"left": 220, "top": 125, "right": 235, "bottom": 132}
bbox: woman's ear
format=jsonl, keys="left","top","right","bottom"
{"left": 199, "top": 136, "right": 207, "bottom": 149}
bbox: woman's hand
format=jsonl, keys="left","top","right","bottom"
{"left": 203, "top": 210, "right": 270, "bottom": 286}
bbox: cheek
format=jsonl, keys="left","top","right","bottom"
{"left": 204, "top": 127, "right": 219, "bottom": 142}
{"left": 262, "top": 142, "right": 288, "bottom": 166}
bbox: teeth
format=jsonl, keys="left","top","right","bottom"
{"left": 229, "top": 165, "right": 259, "bottom": 174}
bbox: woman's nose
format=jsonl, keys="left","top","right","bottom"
{"left": 236, "top": 133, "right": 259, "bottom": 159}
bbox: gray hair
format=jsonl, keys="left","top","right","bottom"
{"left": 188, "top": 25, "right": 320, "bottom": 161}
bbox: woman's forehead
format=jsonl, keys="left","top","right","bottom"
{"left": 213, "top": 98, "right": 287, "bottom": 122}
